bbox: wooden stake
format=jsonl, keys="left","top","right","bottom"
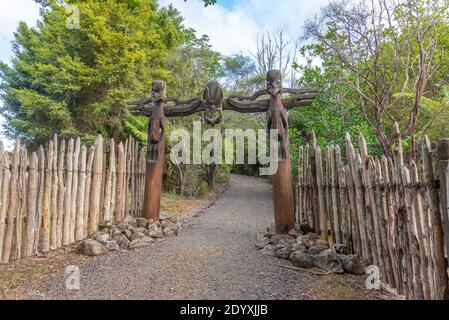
{"left": 89, "top": 135, "right": 103, "bottom": 235}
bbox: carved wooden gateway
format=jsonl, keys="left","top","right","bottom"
{"left": 128, "top": 70, "right": 316, "bottom": 234}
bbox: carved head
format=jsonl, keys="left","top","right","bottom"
{"left": 203, "top": 80, "right": 224, "bottom": 108}
{"left": 266, "top": 70, "right": 282, "bottom": 96}
{"left": 203, "top": 80, "right": 224, "bottom": 126}
{"left": 152, "top": 80, "right": 166, "bottom": 102}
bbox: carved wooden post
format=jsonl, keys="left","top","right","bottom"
{"left": 266, "top": 70, "right": 295, "bottom": 233}
{"left": 438, "top": 138, "right": 449, "bottom": 264}
{"left": 142, "top": 80, "right": 167, "bottom": 221}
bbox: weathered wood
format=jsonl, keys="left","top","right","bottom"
{"left": 75, "top": 145, "right": 87, "bottom": 241}
{"left": 1, "top": 141, "right": 20, "bottom": 264}
{"left": 115, "top": 142, "right": 125, "bottom": 223}
{"left": 89, "top": 135, "right": 103, "bottom": 235}
{"left": 311, "top": 132, "right": 320, "bottom": 235}
{"left": 330, "top": 146, "right": 341, "bottom": 243}
{"left": 56, "top": 140, "right": 65, "bottom": 248}
{"left": 42, "top": 141, "right": 54, "bottom": 252}
{"left": 50, "top": 134, "right": 58, "bottom": 250}
{"left": 69, "top": 137, "right": 80, "bottom": 243}
{"left": 346, "top": 134, "right": 368, "bottom": 261}
{"left": 402, "top": 166, "right": 424, "bottom": 299}
{"left": 423, "top": 136, "right": 448, "bottom": 299}
{"left": 83, "top": 146, "right": 95, "bottom": 238}
{"left": 437, "top": 138, "right": 449, "bottom": 266}
{"left": 410, "top": 161, "right": 431, "bottom": 299}
{"left": 33, "top": 146, "right": 45, "bottom": 254}
{"left": 335, "top": 146, "right": 350, "bottom": 247}
{"left": 381, "top": 156, "right": 401, "bottom": 292}
{"left": 325, "top": 147, "right": 334, "bottom": 243}
{"left": 315, "top": 146, "right": 327, "bottom": 240}
{"left": 63, "top": 138, "right": 73, "bottom": 246}
{"left": 375, "top": 158, "right": 395, "bottom": 288}
{"left": 102, "top": 139, "right": 115, "bottom": 224}
{"left": 0, "top": 164, "right": 10, "bottom": 262}
{"left": 24, "top": 153, "right": 38, "bottom": 257}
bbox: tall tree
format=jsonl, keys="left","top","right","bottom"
{"left": 0, "top": 0, "right": 186, "bottom": 147}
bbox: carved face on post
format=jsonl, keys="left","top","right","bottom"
{"left": 203, "top": 80, "right": 224, "bottom": 126}
{"left": 266, "top": 70, "right": 282, "bottom": 96}
{"left": 152, "top": 80, "right": 166, "bottom": 103}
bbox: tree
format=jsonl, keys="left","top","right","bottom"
{"left": 303, "top": 0, "right": 449, "bottom": 156}
{"left": 0, "top": 0, "right": 186, "bottom": 147}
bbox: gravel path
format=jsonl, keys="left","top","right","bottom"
{"left": 20, "top": 175, "right": 383, "bottom": 300}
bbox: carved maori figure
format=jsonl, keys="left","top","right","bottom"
{"left": 148, "top": 80, "right": 167, "bottom": 161}
{"left": 266, "top": 70, "right": 289, "bottom": 160}
{"left": 203, "top": 80, "right": 224, "bottom": 126}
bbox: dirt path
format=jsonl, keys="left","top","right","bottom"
{"left": 11, "top": 175, "right": 391, "bottom": 300}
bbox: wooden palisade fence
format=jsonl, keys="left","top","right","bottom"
{"left": 295, "top": 124, "right": 449, "bottom": 300}
{"left": 0, "top": 135, "right": 146, "bottom": 264}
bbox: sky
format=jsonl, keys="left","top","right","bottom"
{"left": 0, "top": 0, "right": 329, "bottom": 149}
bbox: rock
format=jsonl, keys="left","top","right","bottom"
{"left": 124, "top": 229, "right": 132, "bottom": 239}
{"left": 80, "top": 239, "right": 107, "bottom": 256}
{"left": 159, "top": 212, "right": 171, "bottom": 220}
{"left": 129, "top": 236, "right": 154, "bottom": 249}
{"left": 118, "top": 235, "right": 130, "bottom": 249}
{"left": 299, "top": 223, "right": 314, "bottom": 234}
{"left": 94, "top": 232, "right": 110, "bottom": 244}
{"left": 147, "top": 224, "right": 164, "bottom": 238}
{"left": 289, "top": 251, "right": 313, "bottom": 268}
{"left": 255, "top": 237, "right": 270, "bottom": 249}
{"left": 136, "top": 218, "right": 148, "bottom": 228}
{"left": 111, "top": 226, "right": 122, "bottom": 236}
{"left": 260, "top": 244, "right": 276, "bottom": 256}
{"left": 116, "top": 221, "right": 127, "bottom": 232}
{"left": 130, "top": 231, "right": 145, "bottom": 241}
{"left": 296, "top": 233, "right": 319, "bottom": 249}
{"left": 288, "top": 229, "right": 300, "bottom": 238}
{"left": 275, "top": 245, "right": 290, "bottom": 259}
{"left": 291, "top": 243, "right": 307, "bottom": 253}
{"left": 312, "top": 248, "right": 344, "bottom": 273}
{"left": 256, "top": 233, "right": 266, "bottom": 241}
{"left": 133, "top": 227, "right": 146, "bottom": 234}
{"left": 333, "top": 243, "right": 349, "bottom": 255}
{"left": 308, "top": 240, "right": 329, "bottom": 255}
{"left": 269, "top": 234, "right": 296, "bottom": 246}
{"left": 104, "top": 240, "right": 119, "bottom": 251}
{"left": 126, "top": 224, "right": 135, "bottom": 232}
{"left": 338, "top": 254, "right": 366, "bottom": 275}
{"left": 163, "top": 227, "right": 175, "bottom": 237}
{"left": 161, "top": 219, "right": 178, "bottom": 232}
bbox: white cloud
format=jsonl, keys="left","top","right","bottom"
{"left": 160, "top": 0, "right": 330, "bottom": 56}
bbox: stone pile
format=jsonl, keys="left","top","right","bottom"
{"left": 256, "top": 224, "right": 366, "bottom": 275}
{"left": 79, "top": 213, "right": 182, "bottom": 256}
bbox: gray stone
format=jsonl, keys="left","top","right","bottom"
{"left": 95, "top": 233, "right": 110, "bottom": 244}
{"left": 289, "top": 251, "right": 313, "bottom": 268}
{"left": 136, "top": 218, "right": 148, "bottom": 228}
{"left": 308, "top": 240, "right": 329, "bottom": 255}
{"left": 291, "top": 243, "right": 307, "bottom": 253}
{"left": 124, "top": 229, "right": 132, "bottom": 239}
{"left": 275, "top": 245, "right": 290, "bottom": 259}
{"left": 269, "top": 234, "right": 296, "bottom": 246}
{"left": 260, "top": 244, "right": 276, "bottom": 256}
{"left": 333, "top": 243, "right": 349, "bottom": 255}
{"left": 104, "top": 240, "right": 119, "bottom": 251}
{"left": 163, "top": 227, "right": 175, "bottom": 237}
{"left": 161, "top": 219, "right": 178, "bottom": 233}
{"left": 255, "top": 237, "right": 270, "bottom": 249}
{"left": 118, "top": 235, "right": 130, "bottom": 249}
{"left": 296, "top": 233, "right": 319, "bottom": 249}
{"left": 80, "top": 239, "right": 107, "bottom": 256}
{"left": 312, "top": 248, "right": 344, "bottom": 273}
{"left": 129, "top": 236, "right": 154, "bottom": 249}
{"left": 288, "top": 228, "right": 300, "bottom": 238}
{"left": 338, "top": 254, "right": 366, "bottom": 275}
{"left": 147, "top": 224, "right": 164, "bottom": 238}
{"left": 133, "top": 227, "right": 146, "bottom": 234}
{"left": 130, "top": 231, "right": 145, "bottom": 241}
